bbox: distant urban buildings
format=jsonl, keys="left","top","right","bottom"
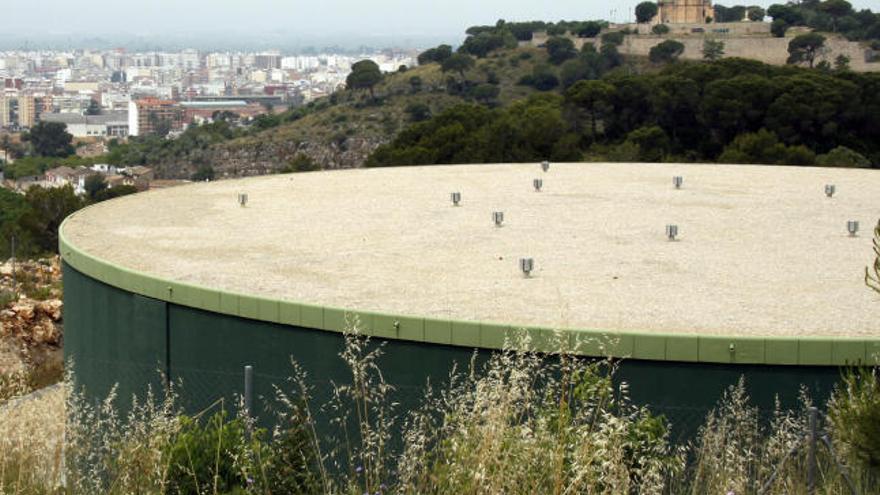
{"left": 0, "top": 48, "right": 416, "bottom": 136}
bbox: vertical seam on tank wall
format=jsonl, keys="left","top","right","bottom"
{"left": 165, "top": 302, "right": 171, "bottom": 388}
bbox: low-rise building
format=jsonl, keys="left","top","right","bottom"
{"left": 40, "top": 111, "right": 129, "bottom": 138}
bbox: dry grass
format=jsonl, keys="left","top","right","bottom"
{"left": 0, "top": 327, "right": 877, "bottom": 494}
{"left": 0, "top": 382, "right": 65, "bottom": 493}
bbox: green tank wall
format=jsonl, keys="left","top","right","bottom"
{"left": 63, "top": 262, "right": 846, "bottom": 440}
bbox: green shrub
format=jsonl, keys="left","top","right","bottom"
{"left": 405, "top": 103, "right": 432, "bottom": 122}
{"left": 816, "top": 146, "right": 871, "bottom": 168}
{"left": 626, "top": 125, "right": 671, "bottom": 162}
{"left": 281, "top": 154, "right": 319, "bottom": 173}
{"left": 165, "top": 411, "right": 266, "bottom": 495}
{"left": 652, "top": 24, "right": 670, "bottom": 35}
{"left": 829, "top": 367, "right": 880, "bottom": 477}
{"left": 718, "top": 129, "right": 816, "bottom": 166}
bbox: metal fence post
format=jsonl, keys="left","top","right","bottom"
{"left": 807, "top": 406, "right": 818, "bottom": 495}
{"left": 244, "top": 365, "right": 254, "bottom": 419}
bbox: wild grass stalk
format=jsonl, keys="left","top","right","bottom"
{"left": 0, "top": 325, "right": 877, "bottom": 495}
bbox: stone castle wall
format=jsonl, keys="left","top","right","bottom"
{"left": 529, "top": 29, "right": 879, "bottom": 72}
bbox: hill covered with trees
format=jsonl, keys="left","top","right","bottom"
{"left": 368, "top": 56, "right": 879, "bottom": 168}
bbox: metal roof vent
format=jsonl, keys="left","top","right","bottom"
{"left": 238, "top": 193, "right": 248, "bottom": 207}
{"left": 451, "top": 192, "right": 461, "bottom": 206}
{"left": 825, "top": 185, "right": 836, "bottom": 198}
{"left": 541, "top": 161, "right": 550, "bottom": 172}
{"left": 847, "top": 221, "right": 859, "bottom": 237}
{"left": 673, "top": 176, "right": 683, "bottom": 189}
{"left": 520, "top": 258, "right": 534, "bottom": 277}
{"left": 533, "top": 179, "right": 543, "bottom": 192}
{"left": 666, "top": 224, "right": 679, "bottom": 241}
{"left": 493, "top": 211, "right": 504, "bottom": 227}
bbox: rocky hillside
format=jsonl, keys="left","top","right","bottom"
{"left": 160, "top": 46, "right": 553, "bottom": 179}
{"left": 0, "top": 258, "right": 63, "bottom": 392}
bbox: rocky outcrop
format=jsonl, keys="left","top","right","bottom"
{"left": 155, "top": 134, "right": 388, "bottom": 180}
{"left": 0, "top": 299, "right": 63, "bottom": 347}
{"left": 0, "top": 257, "right": 63, "bottom": 349}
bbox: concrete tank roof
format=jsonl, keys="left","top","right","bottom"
{"left": 61, "top": 162, "right": 880, "bottom": 340}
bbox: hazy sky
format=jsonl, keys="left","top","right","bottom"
{"left": 14, "top": 0, "right": 880, "bottom": 39}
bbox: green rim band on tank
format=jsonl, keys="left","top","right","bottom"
{"left": 59, "top": 210, "right": 880, "bottom": 367}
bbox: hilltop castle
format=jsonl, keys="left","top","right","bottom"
{"left": 655, "top": 0, "right": 715, "bottom": 24}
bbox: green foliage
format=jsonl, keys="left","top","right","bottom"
{"left": 264, "top": 411, "right": 322, "bottom": 494}
{"left": 469, "top": 83, "right": 501, "bottom": 104}
{"left": 652, "top": 23, "right": 671, "bottom": 35}
{"left": 816, "top": 146, "right": 871, "bottom": 167}
{"left": 699, "top": 73, "right": 777, "bottom": 144}
{"left": 715, "top": 5, "right": 748, "bottom": 22}
{"left": 768, "top": 1, "right": 879, "bottom": 42}
{"left": 417, "top": 44, "right": 453, "bottom": 65}
{"left": 748, "top": 6, "right": 766, "bottom": 22}
{"left": 717, "top": 129, "right": 816, "bottom": 165}
{"left": 787, "top": 33, "right": 827, "bottom": 67}
{"left": 567, "top": 79, "right": 615, "bottom": 137}
{"left": 191, "top": 164, "right": 215, "bottom": 181}
{"left": 575, "top": 21, "right": 603, "bottom": 38}
{"left": 347, "top": 60, "right": 384, "bottom": 97}
{"left": 93, "top": 185, "right": 138, "bottom": 202}
{"left": 408, "top": 75, "right": 423, "bottom": 93}
{"left": 518, "top": 64, "right": 560, "bottom": 91}
{"left": 559, "top": 52, "right": 602, "bottom": 88}
{"left": 460, "top": 30, "right": 516, "bottom": 58}
{"left": 829, "top": 367, "right": 880, "bottom": 477}
{"left": 405, "top": 102, "right": 432, "bottom": 122}
{"left": 0, "top": 188, "right": 28, "bottom": 259}
{"left": 820, "top": 0, "right": 854, "bottom": 31}
{"left": 165, "top": 411, "right": 265, "bottom": 495}
{"left": 85, "top": 99, "right": 101, "bottom": 116}
{"left": 763, "top": 73, "right": 857, "bottom": 150}
{"left": 650, "top": 39, "right": 686, "bottom": 63}
{"left": 771, "top": 18, "right": 789, "bottom": 37}
{"left": 600, "top": 31, "right": 625, "bottom": 46}
{"left": 369, "top": 96, "right": 571, "bottom": 167}
{"left": 83, "top": 173, "right": 108, "bottom": 200}
{"left": 22, "top": 122, "right": 74, "bottom": 158}
{"left": 102, "top": 119, "right": 246, "bottom": 172}
{"left": 702, "top": 39, "right": 725, "bottom": 61}
{"left": 441, "top": 53, "right": 476, "bottom": 80}
{"left": 545, "top": 36, "right": 577, "bottom": 64}
{"left": 20, "top": 185, "right": 85, "bottom": 255}
{"left": 282, "top": 154, "right": 320, "bottom": 173}
{"left": 369, "top": 58, "right": 878, "bottom": 169}
{"left": 636, "top": 1, "right": 659, "bottom": 23}
{"left": 625, "top": 125, "right": 671, "bottom": 161}
{"left": 2, "top": 156, "right": 63, "bottom": 180}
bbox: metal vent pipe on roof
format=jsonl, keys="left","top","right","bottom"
{"left": 533, "top": 179, "right": 543, "bottom": 192}
{"left": 451, "top": 192, "right": 461, "bottom": 206}
{"left": 673, "top": 176, "right": 683, "bottom": 189}
{"left": 493, "top": 211, "right": 504, "bottom": 227}
{"left": 541, "top": 161, "right": 550, "bottom": 172}
{"left": 825, "top": 185, "right": 836, "bottom": 198}
{"left": 847, "top": 221, "right": 859, "bottom": 237}
{"left": 520, "top": 258, "right": 534, "bottom": 277}
{"left": 666, "top": 224, "right": 679, "bottom": 241}
{"left": 238, "top": 193, "right": 248, "bottom": 207}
